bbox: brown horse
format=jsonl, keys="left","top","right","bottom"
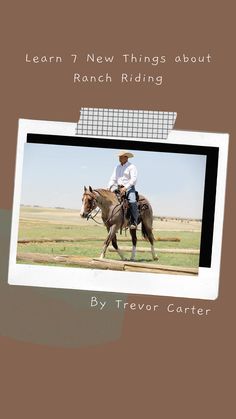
{"left": 80, "top": 186, "right": 158, "bottom": 261}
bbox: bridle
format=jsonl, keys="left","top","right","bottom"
{"left": 82, "top": 192, "right": 99, "bottom": 221}
{"left": 82, "top": 190, "right": 123, "bottom": 226}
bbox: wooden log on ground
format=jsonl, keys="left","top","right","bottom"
{"left": 93, "top": 258, "right": 198, "bottom": 275}
{"left": 17, "top": 252, "right": 59, "bottom": 263}
{"left": 17, "top": 252, "right": 197, "bottom": 275}
{"left": 124, "top": 265, "right": 194, "bottom": 275}
{"left": 18, "top": 238, "right": 77, "bottom": 244}
{"left": 17, "top": 252, "right": 87, "bottom": 264}
{"left": 156, "top": 237, "right": 180, "bottom": 242}
{"left": 109, "top": 247, "right": 199, "bottom": 255}
{"left": 18, "top": 238, "right": 115, "bottom": 244}
{"left": 18, "top": 236, "right": 181, "bottom": 244}
{"left": 17, "top": 252, "right": 124, "bottom": 271}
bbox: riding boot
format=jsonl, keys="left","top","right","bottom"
{"left": 129, "top": 202, "right": 139, "bottom": 229}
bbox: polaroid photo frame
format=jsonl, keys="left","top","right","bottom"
{"left": 8, "top": 119, "right": 229, "bottom": 300}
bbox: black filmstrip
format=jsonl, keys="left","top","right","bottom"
{"left": 75, "top": 108, "right": 176, "bottom": 140}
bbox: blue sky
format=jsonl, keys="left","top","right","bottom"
{"left": 20, "top": 143, "right": 206, "bottom": 218}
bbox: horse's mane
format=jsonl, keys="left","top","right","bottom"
{"left": 93, "top": 188, "right": 151, "bottom": 206}
{"left": 94, "top": 188, "right": 119, "bottom": 204}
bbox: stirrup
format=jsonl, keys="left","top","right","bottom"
{"left": 130, "top": 223, "right": 137, "bottom": 230}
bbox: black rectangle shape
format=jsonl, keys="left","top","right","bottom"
{"left": 27, "top": 133, "right": 219, "bottom": 268}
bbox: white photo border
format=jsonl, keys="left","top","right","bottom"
{"left": 8, "top": 119, "right": 229, "bottom": 300}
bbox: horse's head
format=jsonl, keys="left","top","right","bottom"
{"left": 80, "top": 186, "right": 97, "bottom": 218}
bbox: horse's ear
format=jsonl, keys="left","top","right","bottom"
{"left": 89, "top": 186, "right": 93, "bottom": 193}
{"left": 84, "top": 186, "right": 87, "bottom": 192}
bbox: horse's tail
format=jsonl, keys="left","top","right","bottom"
{"left": 141, "top": 222, "right": 149, "bottom": 241}
{"left": 140, "top": 198, "right": 155, "bottom": 242}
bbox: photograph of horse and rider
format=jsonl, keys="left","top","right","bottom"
{"left": 17, "top": 143, "right": 206, "bottom": 275}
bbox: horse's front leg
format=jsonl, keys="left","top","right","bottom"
{"left": 100, "top": 225, "right": 118, "bottom": 259}
{"left": 111, "top": 234, "right": 125, "bottom": 260}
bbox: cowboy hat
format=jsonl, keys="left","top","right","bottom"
{"left": 117, "top": 150, "right": 134, "bottom": 158}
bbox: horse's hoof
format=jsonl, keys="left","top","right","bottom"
{"left": 118, "top": 253, "right": 125, "bottom": 261}
{"left": 153, "top": 256, "right": 159, "bottom": 261}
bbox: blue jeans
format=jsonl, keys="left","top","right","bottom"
{"left": 126, "top": 186, "right": 139, "bottom": 225}
{"left": 126, "top": 186, "right": 137, "bottom": 203}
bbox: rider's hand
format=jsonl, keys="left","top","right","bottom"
{"left": 120, "top": 186, "right": 127, "bottom": 195}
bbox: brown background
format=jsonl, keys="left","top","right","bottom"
{"left": 1, "top": 1, "right": 235, "bottom": 418}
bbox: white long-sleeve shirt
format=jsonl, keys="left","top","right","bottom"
{"left": 108, "top": 161, "right": 138, "bottom": 189}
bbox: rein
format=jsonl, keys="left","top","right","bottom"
{"left": 86, "top": 207, "right": 102, "bottom": 224}
{"left": 83, "top": 190, "right": 149, "bottom": 227}
{"left": 83, "top": 191, "right": 123, "bottom": 226}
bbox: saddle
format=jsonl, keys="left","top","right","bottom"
{"left": 114, "top": 188, "right": 148, "bottom": 231}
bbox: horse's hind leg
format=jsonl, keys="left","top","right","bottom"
{"left": 150, "top": 235, "right": 158, "bottom": 261}
{"left": 148, "top": 230, "right": 158, "bottom": 261}
{"left": 111, "top": 234, "right": 125, "bottom": 260}
{"left": 142, "top": 220, "right": 158, "bottom": 261}
{"left": 129, "top": 228, "right": 137, "bottom": 261}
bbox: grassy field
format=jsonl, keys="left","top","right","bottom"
{"left": 17, "top": 206, "right": 202, "bottom": 269}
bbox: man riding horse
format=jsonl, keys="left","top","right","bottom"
{"left": 80, "top": 149, "right": 157, "bottom": 261}
{"left": 108, "top": 150, "right": 139, "bottom": 230}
